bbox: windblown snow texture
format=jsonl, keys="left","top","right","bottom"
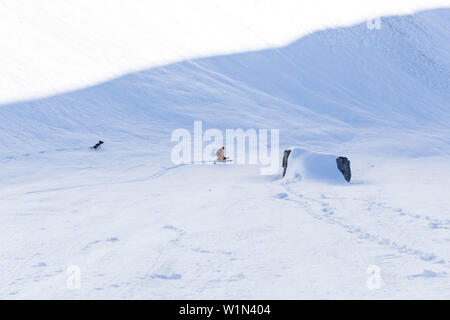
{"left": 0, "top": 6, "right": 449, "bottom": 299}
{"left": 0, "top": 8, "right": 449, "bottom": 157}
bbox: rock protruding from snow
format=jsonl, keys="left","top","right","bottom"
{"left": 283, "top": 148, "right": 350, "bottom": 183}
{"left": 336, "top": 157, "right": 351, "bottom": 182}
{"left": 282, "top": 149, "right": 292, "bottom": 177}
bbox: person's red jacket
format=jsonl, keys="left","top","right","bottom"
{"left": 216, "top": 147, "right": 224, "bottom": 161}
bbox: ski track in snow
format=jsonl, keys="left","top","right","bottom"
{"left": 2, "top": 163, "right": 189, "bottom": 197}
{"left": 280, "top": 183, "right": 450, "bottom": 270}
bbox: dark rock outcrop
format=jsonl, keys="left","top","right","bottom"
{"left": 336, "top": 157, "right": 351, "bottom": 182}
{"left": 282, "top": 149, "right": 292, "bottom": 177}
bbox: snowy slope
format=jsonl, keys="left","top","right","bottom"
{"left": 1, "top": 0, "right": 448, "bottom": 103}
{"left": 0, "top": 8, "right": 449, "bottom": 157}
{"left": 0, "top": 3, "right": 449, "bottom": 299}
{"left": 1, "top": 154, "right": 450, "bottom": 298}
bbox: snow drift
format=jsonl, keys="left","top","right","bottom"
{"left": 283, "top": 148, "right": 350, "bottom": 184}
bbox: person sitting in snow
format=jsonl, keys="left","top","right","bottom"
{"left": 216, "top": 146, "right": 227, "bottom": 162}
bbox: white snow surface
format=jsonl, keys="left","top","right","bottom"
{"left": 283, "top": 148, "right": 349, "bottom": 184}
{"left": 1, "top": 0, "right": 448, "bottom": 103}
{"left": 0, "top": 2, "right": 450, "bottom": 299}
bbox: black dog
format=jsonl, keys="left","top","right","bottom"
{"left": 91, "top": 140, "right": 104, "bottom": 150}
